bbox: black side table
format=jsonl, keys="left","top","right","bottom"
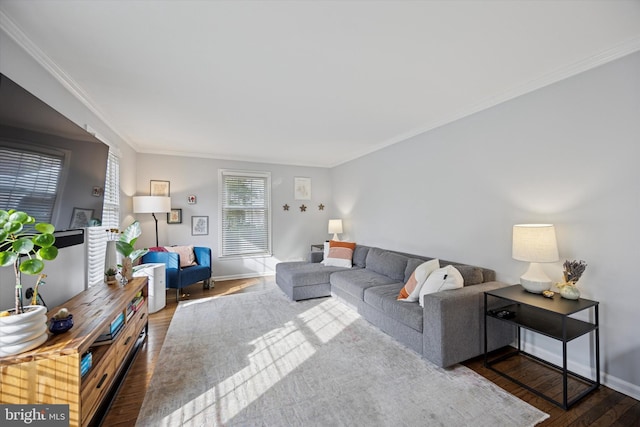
{"left": 484, "top": 284, "right": 600, "bottom": 409}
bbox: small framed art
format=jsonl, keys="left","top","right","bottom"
{"left": 167, "top": 208, "right": 182, "bottom": 224}
{"left": 69, "top": 208, "right": 94, "bottom": 228}
{"left": 294, "top": 177, "right": 311, "bottom": 200}
{"left": 150, "top": 180, "right": 170, "bottom": 197}
{"left": 191, "top": 216, "right": 209, "bottom": 235}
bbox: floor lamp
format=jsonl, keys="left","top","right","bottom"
{"left": 133, "top": 196, "right": 171, "bottom": 247}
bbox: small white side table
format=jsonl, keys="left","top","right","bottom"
{"left": 134, "top": 263, "right": 166, "bottom": 313}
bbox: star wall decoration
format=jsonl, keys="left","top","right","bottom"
{"left": 299, "top": 204, "right": 307, "bottom": 212}
{"left": 318, "top": 204, "right": 325, "bottom": 210}
{"left": 283, "top": 204, "right": 290, "bottom": 211}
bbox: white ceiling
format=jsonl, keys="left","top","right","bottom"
{"left": 1, "top": 1, "right": 639, "bottom": 167}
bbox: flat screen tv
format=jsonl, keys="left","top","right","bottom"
{"left": 0, "top": 73, "right": 109, "bottom": 247}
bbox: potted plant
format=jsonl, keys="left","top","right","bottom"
{"left": 115, "top": 221, "right": 148, "bottom": 283}
{"left": 0, "top": 209, "right": 58, "bottom": 356}
{"left": 105, "top": 267, "right": 118, "bottom": 285}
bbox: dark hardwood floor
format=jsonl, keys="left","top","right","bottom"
{"left": 101, "top": 277, "right": 640, "bottom": 426}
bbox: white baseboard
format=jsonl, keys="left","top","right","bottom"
{"left": 523, "top": 342, "right": 640, "bottom": 401}
{"left": 212, "top": 272, "right": 274, "bottom": 282}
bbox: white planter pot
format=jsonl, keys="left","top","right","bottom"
{"left": 0, "top": 305, "right": 48, "bottom": 357}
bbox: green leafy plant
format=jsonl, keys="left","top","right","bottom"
{"left": 0, "top": 210, "right": 59, "bottom": 314}
{"left": 115, "top": 221, "right": 148, "bottom": 263}
{"left": 105, "top": 267, "right": 118, "bottom": 277}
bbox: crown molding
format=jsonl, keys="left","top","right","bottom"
{"left": 333, "top": 36, "right": 640, "bottom": 168}
{"left": 0, "top": 10, "right": 135, "bottom": 151}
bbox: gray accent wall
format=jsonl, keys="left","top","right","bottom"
{"left": 331, "top": 51, "right": 640, "bottom": 399}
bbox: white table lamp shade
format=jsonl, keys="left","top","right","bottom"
{"left": 512, "top": 224, "right": 559, "bottom": 293}
{"left": 328, "top": 219, "right": 343, "bottom": 241}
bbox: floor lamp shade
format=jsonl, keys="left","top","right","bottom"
{"left": 133, "top": 196, "right": 171, "bottom": 246}
{"left": 512, "top": 224, "right": 559, "bottom": 293}
{"left": 133, "top": 196, "right": 171, "bottom": 214}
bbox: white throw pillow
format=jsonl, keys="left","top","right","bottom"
{"left": 419, "top": 265, "right": 464, "bottom": 307}
{"left": 398, "top": 259, "right": 440, "bottom": 302}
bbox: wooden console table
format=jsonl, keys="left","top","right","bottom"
{"left": 0, "top": 277, "right": 149, "bottom": 427}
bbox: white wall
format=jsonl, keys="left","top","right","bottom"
{"left": 135, "top": 154, "right": 333, "bottom": 279}
{"left": 331, "top": 51, "right": 640, "bottom": 398}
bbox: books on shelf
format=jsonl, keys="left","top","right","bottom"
{"left": 94, "top": 312, "right": 125, "bottom": 345}
{"left": 81, "top": 351, "right": 92, "bottom": 377}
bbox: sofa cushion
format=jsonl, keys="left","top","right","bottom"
{"left": 418, "top": 265, "right": 464, "bottom": 307}
{"left": 365, "top": 248, "right": 408, "bottom": 282}
{"left": 398, "top": 258, "right": 440, "bottom": 302}
{"left": 276, "top": 261, "right": 348, "bottom": 287}
{"left": 352, "top": 245, "right": 370, "bottom": 268}
{"left": 453, "top": 265, "right": 484, "bottom": 286}
{"left": 364, "top": 283, "right": 424, "bottom": 333}
{"left": 330, "top": 269, "right": 397, "bottom": 301}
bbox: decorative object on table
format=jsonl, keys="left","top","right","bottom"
{"left": 299, "top": 204, "right": 307, "bottom": 212}
{"left": 191, "top": 216, "right": 209, "bottom": 235}
{"left": 512, "top": 224, "right": 559, "bottom": 293}
{"left": 0, "top": 209, "right": 58, "bottom": 356}
{"left": 133, "top": 195, "right": 171, "bottom": 246}
{"left": 167, "top": 208, "right": 182, "bottom": 224}
{"left": 328, "top": 219, "right": 343, "bottom": 241}
{"left": 557, "top": 259, "right": 587, "bottom": 300}
{"left": 69, "top": 207, "right": 94, "bottom": 228}
{"left": 542, "top": 290, "right": 555, "bottom": 298}
{"left": 318, "top": 203, "right": 325, "bottom": 210}
{"left": 294, "top": 177, "right": 311, "bottom": 200}
{"left": 283, "top": 204, "right": 290, "bottom": 211}
{"left": 49, "top": 308, "right": 73, "bottom": 334}
{"left": 104, "top": 228, "right": 119, "bottom": 283}
{"left": 105, "top": 267, "right": 118, "bottom": 285}
{"left": 187, "top": 195, "right": 197, "bottom": 204}
{"left": 150, "top": 180, "right": 170, "bottom": 197}
{"left": 115, "top": 221, "right": 149, "bottom": 284}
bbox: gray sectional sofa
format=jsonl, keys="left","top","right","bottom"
{"left": 276, "top": 244, "right": 514, "bottom": 368}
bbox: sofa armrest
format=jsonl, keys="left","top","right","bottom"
{"left": 422, "top": 281, "right": 516, "bottom": 368}
{"left": 309, "top": 251, "right": 324, "bottom": 263}
{"left": 194, "top": 247, "right": 212, "bottom": 268}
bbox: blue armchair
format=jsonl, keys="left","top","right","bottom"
{"left": 141, "top": 246, "right": 213, "bottom": 302}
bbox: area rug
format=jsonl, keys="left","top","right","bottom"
{"left": 136, "top": 289, "right": 548, "bottom": 427}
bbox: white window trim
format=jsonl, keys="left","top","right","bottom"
{"left": 218, "top": 169, "right": 272, "bottom": 259}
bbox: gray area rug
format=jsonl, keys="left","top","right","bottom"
{"left": 137, "top": 289, "right": 548, "bottom": 426}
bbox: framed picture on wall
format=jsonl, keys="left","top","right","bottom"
{"left": 69, "top": 208, "right": 94, "bottom": 228}
{"left": 294, "top": 177, "right": 311, "bottom": 200}
{"left": 150, "top": 180, "right": 170, "bottom": 197}
{"left": 167, "top": 208, "right": 182, "bottom": 224}
{"left": 191, "top": 216, "right": 209, "bottom": 235}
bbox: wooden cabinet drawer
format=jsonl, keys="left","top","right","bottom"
{"left": 81, "top": 354, "right": 116, "bottom": 424}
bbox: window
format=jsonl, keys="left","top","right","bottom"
{"left": 0, "top": 144, "right": 63, "bottom": 223}
{"left": 220, "top": 170, "right": 271, "bottom": 257}
{"left": 101, "top": 150, "right": 120, "bottom": 228}
{"left": 87, "top": 150, "right": 119, "bottom": 287}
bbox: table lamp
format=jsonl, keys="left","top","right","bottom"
{"left": 328, "top": 219, "right": 343, "bottom": 241}
{"left": 512, "top": 224, "right": 559, "bottom": 293}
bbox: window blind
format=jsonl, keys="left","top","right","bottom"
{"left": 0, "top": 145, "right": 63, "bottom": 223}
{"left": 101, "top": 150, "right": 120, "bottom": 228}
{"left": 86, "top": 226, "right": 109, "bottom": 287}
{"left": 220, "top": 170, "right": 271, "bottom": 257}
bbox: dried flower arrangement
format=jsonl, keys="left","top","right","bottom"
{"left": 562, "top": 260, "right": 587, "bottom": 284}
